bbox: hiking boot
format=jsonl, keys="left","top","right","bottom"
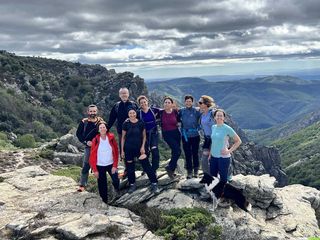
{"left": 128, "top": 184, "right": 136, "bottom": 194}
{"left": 165, "top": 166, "right": 175, "bottom": 179}
{"left": 187, "top": 171, "right": 193, "bottom": 179}
{"left": 150, "top": 183, "right": 160, "bottom": 194}
{"left": 77, "top": 186, "right": 85, "bottom": 192}
{"left": 193, "top": 169, "right": 199, "bottom": 178}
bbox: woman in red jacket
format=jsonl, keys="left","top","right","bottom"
{"left": 89, "top": 121, "right": 120, "bottom": 204}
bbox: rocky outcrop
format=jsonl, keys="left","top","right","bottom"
{"left": 0, "top": 166, "right": 161, "bottom": 240}
{"left": 233, "top": 142, "right": 288, "bottom": 187}
{"left": 1, "top": 165, "right": 319, "bottom": 240}
{"left": 115, "top": 164, "right": 320, "bottom": 240}
{"left": 42, "top": 130, "right": 84, "bottom": 167}
{"left": 0, "top": 150, "right": 60, "bottom": 174}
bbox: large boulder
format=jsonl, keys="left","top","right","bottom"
{"left": 55, "top": 133, "right": 84, "bottom": 153}
{"left": 115, "top": 171, "right": 320, "bottom": 240}
{"left": 53, "top": 152, "right": 83, "bottom": 166}
{"left": 0, "top": 166, "right": 162, "bottom": 240}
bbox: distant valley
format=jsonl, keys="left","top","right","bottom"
{"left": 147, "top": 75, "right": 320, "bottom": 130}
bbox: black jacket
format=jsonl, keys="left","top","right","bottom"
{"left": 107, "top": 100, "right": 139, "bottom": 134}
{"left": 76, "top": 117, "right": 103, "bottom": 145}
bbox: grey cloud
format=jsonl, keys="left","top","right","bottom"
{"left": 0, "top": 0, "right": 319, "bottom": 63}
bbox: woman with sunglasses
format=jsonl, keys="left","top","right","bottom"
{"left": 198, "top": 95, "right": 216, "bottom": 175}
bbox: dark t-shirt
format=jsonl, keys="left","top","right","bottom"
{"left": 122, "top": 119, "right": 145, "bottom": 149}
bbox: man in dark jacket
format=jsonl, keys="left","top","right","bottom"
{"left": 107, "top": 87, "right": 139, "bottom": 150}
{"left": 76, "top": 104, "right": 103, "bottom": 192}
{"left": 107, "top": 87, "right": 138, "bottom": 177}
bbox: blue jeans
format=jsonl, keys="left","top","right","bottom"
{"left": 79, "top": 147, "right": 91, "bottom": 186}
{"left": 209, "top": 156, "right": 231, "bottom": 184}
{"left": 162, "top": 129, "right": 181, "bottom": 171}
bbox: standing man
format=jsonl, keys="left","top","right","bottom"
{"left": 107, "top": 87, "right": 139, "bottom": 177}
{"left": 76, "top": 104, "right": 103, "bottom": 192}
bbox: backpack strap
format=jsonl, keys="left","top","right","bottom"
{"left": 114, "top": 101, "right": 121, "bottom": 115}
{"left": 82, "top": 118, "right": 89, "bottom": 136}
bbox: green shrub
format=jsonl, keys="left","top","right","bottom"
{"left": 14, "top": 134, "right": 36, "bottom": 148}
{"left": 127, "top": 204, "right": 166, "bottom": 232}
{"left": 0, "top": 132, "right": 7, "bottom": 140}
{"left": 128, "top": 205, "right": 221, "bottom": 240}
{"left": 0, "top": 139, "right": 15, "bottom": 150}
{"left": 39, "top": 149, "right": 54, "bottom": 160}
{"left": 157, "top": 208, "right": 217, "bottom": 240}
{"left": 0, "top": 132, "right": 15, "bottom": 150}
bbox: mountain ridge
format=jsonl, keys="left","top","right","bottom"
{"left": 147, "top": 75, "right": 320, "bottom": 129}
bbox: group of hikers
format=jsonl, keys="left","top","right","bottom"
{"left": 76, "top": 87, "right": 242, "bottom": 204}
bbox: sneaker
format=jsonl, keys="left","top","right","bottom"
{"left": 128, "top": 184, "right": 136, "bottom": 194}
{"left": 150, "top": 183, "right": 160, "bottom": 194}
{"left": 187, "top": 171, "right": 193, "bottom": 179}
{"left": 77, "top": 186, "right": 85, "bottom": 192}
{"left": 165, "top": 166, "right": 175, "bottom": 179}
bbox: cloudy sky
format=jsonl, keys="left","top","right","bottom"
{"left": 1, "top": 0, "right": 320, "bottom": 79}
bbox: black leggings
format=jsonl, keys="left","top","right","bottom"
{"left": 162, "top": 129, "right": 181, "bottom": 171}
{"left": 125, "top": 147, "right": 157, "bottom": 185}
{"left": 182, "top": 135, "right": 200, "bottom": 171}
{"left": 97, "top": 164, "right": 120, "bottom": 203}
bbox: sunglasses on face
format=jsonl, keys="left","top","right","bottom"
{"left": 198, "top": 102, "right": 203, "bottom": 105}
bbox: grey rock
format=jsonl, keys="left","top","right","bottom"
{"left": 0, "top": 166, "right": 161, "bottom": 240}
{"left": 232, "top": 143, "right": 288, "bottom": 187}
{"left": 53, "top": 152, "right": 83, "bottom": 166}
{"left": 7, "top": 132, "right": 17, "bottom": 142}
{"left": 56, "top": 134, "right": 84, "bottom": 152}
{"left": 56, "top": 214, "right": 109, "bottom": 239}
{"left": 67, "top": 144, "right": 80, "bottom": 153}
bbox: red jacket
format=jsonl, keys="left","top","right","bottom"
{"left": 89, "top": 133, "right": 119, "bottom": 172}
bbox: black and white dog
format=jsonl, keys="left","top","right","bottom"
{"left": 200, "top": 173, "right": 252, "bottom": 212}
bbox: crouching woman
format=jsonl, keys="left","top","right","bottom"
{"left": 89, "top": 121, "right": 120, "bottom": 204}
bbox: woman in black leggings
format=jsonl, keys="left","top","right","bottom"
{"left": 121, "top": 108, "right": 159, "bottom": 194}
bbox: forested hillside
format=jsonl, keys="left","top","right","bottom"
{"left": 274, "top": 121, "right": 320, "bottom": 189}
{"left": 0, "top": 50, "right": 147, "bottom": 143}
